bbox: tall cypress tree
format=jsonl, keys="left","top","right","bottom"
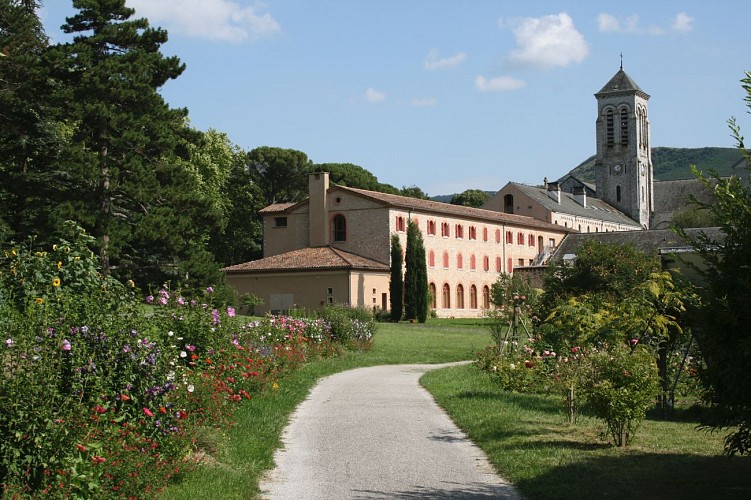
{"left": 404, "top": 220, "right": 428, "bottom": 323}
{"left": 389, "top": 234, "right": 403, "bottom": 322}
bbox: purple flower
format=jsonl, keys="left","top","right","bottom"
{"left": 145, "top": 295, "right": 154, "bottom": 304}
{"left": 158, "top": 296, "right": 168, "bottom": 306}
{"left": 177, "top": 296, "right": 185, "bottom": 305}
{"left": 211, "top": 309, "right": 220, "bottom": 325}
{"left": 227, "top": 307, "right": 236, "bottom": 317}
{"left": 186, "top": 344, "right": 196, "bottom": 352}
{"left": 206, "top": 286, "right": 214, "bottom": 294}
{"left": 61, "top": 339, "right": 71, "bottom": 351}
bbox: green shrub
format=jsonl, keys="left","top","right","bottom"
{"left": 583, "top": 343, "right": 661, "bottom": 446}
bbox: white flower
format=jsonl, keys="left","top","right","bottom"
{"left": 180, "top": 351, "right": 187, "bottom": 358}
{"left": 509, "top": 363, "right": 516, "bottom": 370}
{"left": 167, "top": 331, "right": 174, "bottom": 337}
{"left": 187, "top": 384, "right": 195, "bottom": 393}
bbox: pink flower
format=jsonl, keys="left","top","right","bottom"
{"left": 206, "top": 286, "right": 214, "bottom": 294}
{"left": 145, "top": 295, "right": 154, "bottom": 304}
{"left": 227, "top": 307, "right": 236, "bottom": 317}
{"left": 177, "top": 296, "right": 185, "bottom": 305}
{"left": 630, "top": 338, "right": 639, "bottom": 346}
{"left": 211, "top": 309, "right": 220, "bottom": 325}
{"left": 571, "top": 346, "right": 580, "bottom": 353}
{"left": 61, "top": 339, "right": 71, "bottom": 351}
{"left": 143, "top": 407, "right": 154, "bottom": 417}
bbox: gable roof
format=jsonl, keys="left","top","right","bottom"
{"left": 506, "top": 182, "right": 641, "bottom": 227}
{"left": 259, "top": 184, "right": 572, "bottom": 233}
{"left": 222, "top": 246, "right": 390, "bottom": 274}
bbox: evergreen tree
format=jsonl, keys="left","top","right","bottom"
{"left": 248, "top": 146, "right": 312, "bottom": 205}
{"left": 45, "top": 0, "right": 222, "bottom": 290}
{"left": 404, "top": 220, "right": 428, "bottom": 322}
{"left": 389, "top": 234, "right": 403, "bottom": 322}
{"left": 0, "top": 0, "right": 65, "bottom": 242}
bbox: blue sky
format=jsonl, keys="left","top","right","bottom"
{"left": 41, "top": 1, "right": 751, "bottom": 196}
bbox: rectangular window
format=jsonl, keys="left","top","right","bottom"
{"left": 274, "top": 217, "right": 288, "bottom": 227}
{"left": 327, "top": 287, "right": 334, "bottom": 295}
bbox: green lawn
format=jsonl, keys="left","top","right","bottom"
{"left": 161, "top": 320, "right": 751, "bottom": 499}
{"left": 422, "top": 364, "right": 751, "bottom": 500}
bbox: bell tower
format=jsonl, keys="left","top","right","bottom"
{"left": 594, "top": 64, "right": 653, "bottom": 228}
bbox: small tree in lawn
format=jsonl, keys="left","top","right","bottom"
{"left": 389, "top": 234, "right": 403, "bottom": 322}
{"left": 404, "top": 220, "right": 428, "bottom": 323}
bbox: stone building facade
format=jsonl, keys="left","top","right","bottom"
{"left": 224, "top": 173, "right": 570, "bottom": 317}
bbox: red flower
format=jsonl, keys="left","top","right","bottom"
{"left": 120, "top": 394, "right": 130, "bottom": 401}
{"left": 143, "top": 407, "right": 154, "bottom": 417}
{"left": 93, "top": 405, "right": 107, "bottom": 414}
{"left": 76, "top": 443, "right": 87, "bottom": 452}
{"left": 92, "top": 456, "right": 106, "bottom": 465}
{"left": 160, "top": 406, "right": 167, "bottom": 414}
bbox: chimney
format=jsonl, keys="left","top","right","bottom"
{"left": 546, "top": 181, "right": 561, "bottom": 204}
{"left": 572, "top": 186, "right": 587, "bottom": 207}
{"left": 309, "top": 172, "right": 329, "bottom": 247}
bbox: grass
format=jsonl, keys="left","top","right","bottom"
{"left": 160, "top": 319, "right": 491, "bottom": 499}
{"left": 421, "top": 364, "right": 751, "bottom": 500}
{"left": 161, "top": 320, "right": 751, "bottom": 499}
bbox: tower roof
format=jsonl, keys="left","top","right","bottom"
{"left": 596, "top": 68, "right": 649, "bottom": 98}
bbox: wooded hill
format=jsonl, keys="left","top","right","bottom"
{"left": 565, "top": 147, "right": 745, "bottom": 183}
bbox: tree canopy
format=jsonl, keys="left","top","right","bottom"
{"left": 450, "top": 189, "right": 490, "bottom": 208}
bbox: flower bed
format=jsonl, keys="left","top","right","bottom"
{"left": 0, "top": 224, "right": 358, "bottom": 497}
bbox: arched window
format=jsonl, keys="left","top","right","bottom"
{"left": 455, "top": 224, "right": 464, "bottom": 239}
{"left": 442, "top": 284, "right": 451, "bottom": 309}
{"left": 442, "top": 251, "right": 449, "bottom": 268}
{"left": 483, "top": 227, "right": 488, "bottom": 241}
{"left": 506, "top": 231, "right": 513, "bottom": 244}
{"left": 470, "top": 285, "right": 478, "bottom": 309}
{"left": 456, "top": 284, "right": 464, "bottom": 309}
{"left": 482, "top": 286, "right": 490, "bottom": 309}
{"left": 503, "top": 194, "right": 514, "bottom": 214}
{"left": 483, "top": 256, "right": 490, "bottom": 272}
{"left": 456, "top": 253, "right": 463, "bottom": 269}
{"left": 396, "top": 216, "right": 405, "bottom": 232}
{"left": 333, "top": 214, "right": 346, "bottom": 242}
{"left": 428, "top": 250, "right": 435, "bottom": 268}
{"left": 517, "top": 232, "right": 524, "bottom": 245}
{"left": 496, "top": 256, "right": 502, "bottom": 272}
{"left": 429, "top": 283, "right": 437, "bottom": 309}
{"left": 495, "top": 229, "right": 501, "bottom": 243}
{"left": 528, "top": 234, "right": 535, "bottom": 246}
{"left": 469, "top": 226, "right": 477, "bottom": 240}
{"left": 441, "top": 222, "right": 450, "bottom": 237}
{"left": 507, "top": 258, "right": 513, "bottom": 274}
{"left": 470, "top": 255, "right": 477, "bottom": 270}
{"left": 606, "top": 108, "right": 614, "bottom": 146}
{"left": 620, "top": 107, "right": 629, "bottom": 145}
{"left": 427, "top": 220, "right": 436, "bottom": 235}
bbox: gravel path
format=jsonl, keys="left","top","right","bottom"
{"left": 260, "top": 363, "right": 520, "bottom": 499}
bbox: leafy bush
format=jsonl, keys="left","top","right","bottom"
{"left": 583, "top": 343, "right": 661, "bottom": 446}
{"left": 317, "top": 304, "right": 376, "bottom": 348}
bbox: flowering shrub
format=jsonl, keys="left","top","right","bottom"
{"left": 0, "top": 224, "right": 352, "bottom": 497}
{"left": 582, "top": 343, "right": 660, "bottom": 446}
{"left": 314, "top": 304, "right": 377, "bottom": 349}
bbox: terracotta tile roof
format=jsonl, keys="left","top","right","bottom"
{"left": 222, "top": 246, "right": 390, "bottom": 274}
{"left": 259, "top": 202, "right": 297, "bottom": 214}
{"left": 335, "top": 185, "right": 572, "bottom": 232}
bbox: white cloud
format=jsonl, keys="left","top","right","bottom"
{"left": 504, "top": 13, "right": 589, "bottom": 70}
{"left": 672, "top": 12, "right": 694, "bottom": 32}
{"left": 474, "top": 75, "right": 525, "bottom": 92}
{"left": 364, "top": 88, "right": 386, "bottom": 103}
{"left": 128, "top": 0, "right": 281, "bottom": 42}
{"left": 410, "top": 97, "right": 437, "bottom": 107}
{"left": 598, "top": 12, "right": 694, "bottom": 35}
{"left": 423, "top": 50, "right": 466, "bottom": 70}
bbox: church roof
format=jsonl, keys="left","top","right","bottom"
{"left": 596, "top": 68, "right": 649, "bottom": 98}
{"left": 651, "top": 178, "right": 717, "bottom": 229}
{"left": 222, "top": 246, "right": 389, "bottom": 274}
{"left": 507, "top": 182, "right": 641, "bottom": 227}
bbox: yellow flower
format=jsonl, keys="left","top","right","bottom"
{"left": 272, "top": 382, "right": 280, "bottom": 390}
{"left": 53, "top": 278, "right": 61, "bottom": 287}
{"left": 57, "top": 261, "right": 62, "bottom": 269}
{"left": 126, "top": 279, "right": 135, "bottom": 288}
{"left": 53, "top": 244, "right": 58, "bottom": 251}
{"left": 11, "top": 249, "right": 16, "bottom": 257}
{"left": 36, "top": 298, "right": 43, "bottom": 305}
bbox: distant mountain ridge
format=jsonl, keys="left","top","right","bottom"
{"left": 563, "top": 147, "right": 745, "bottom": 184}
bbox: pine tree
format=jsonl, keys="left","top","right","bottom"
{"left": 45, "top": 0, "right": 222, "bottom": 290}
{"left": 389, "top": 234, "right": 403, "bottom": 322}
{"left": 404, "top": 220, "right": 428, "bottom": 322}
